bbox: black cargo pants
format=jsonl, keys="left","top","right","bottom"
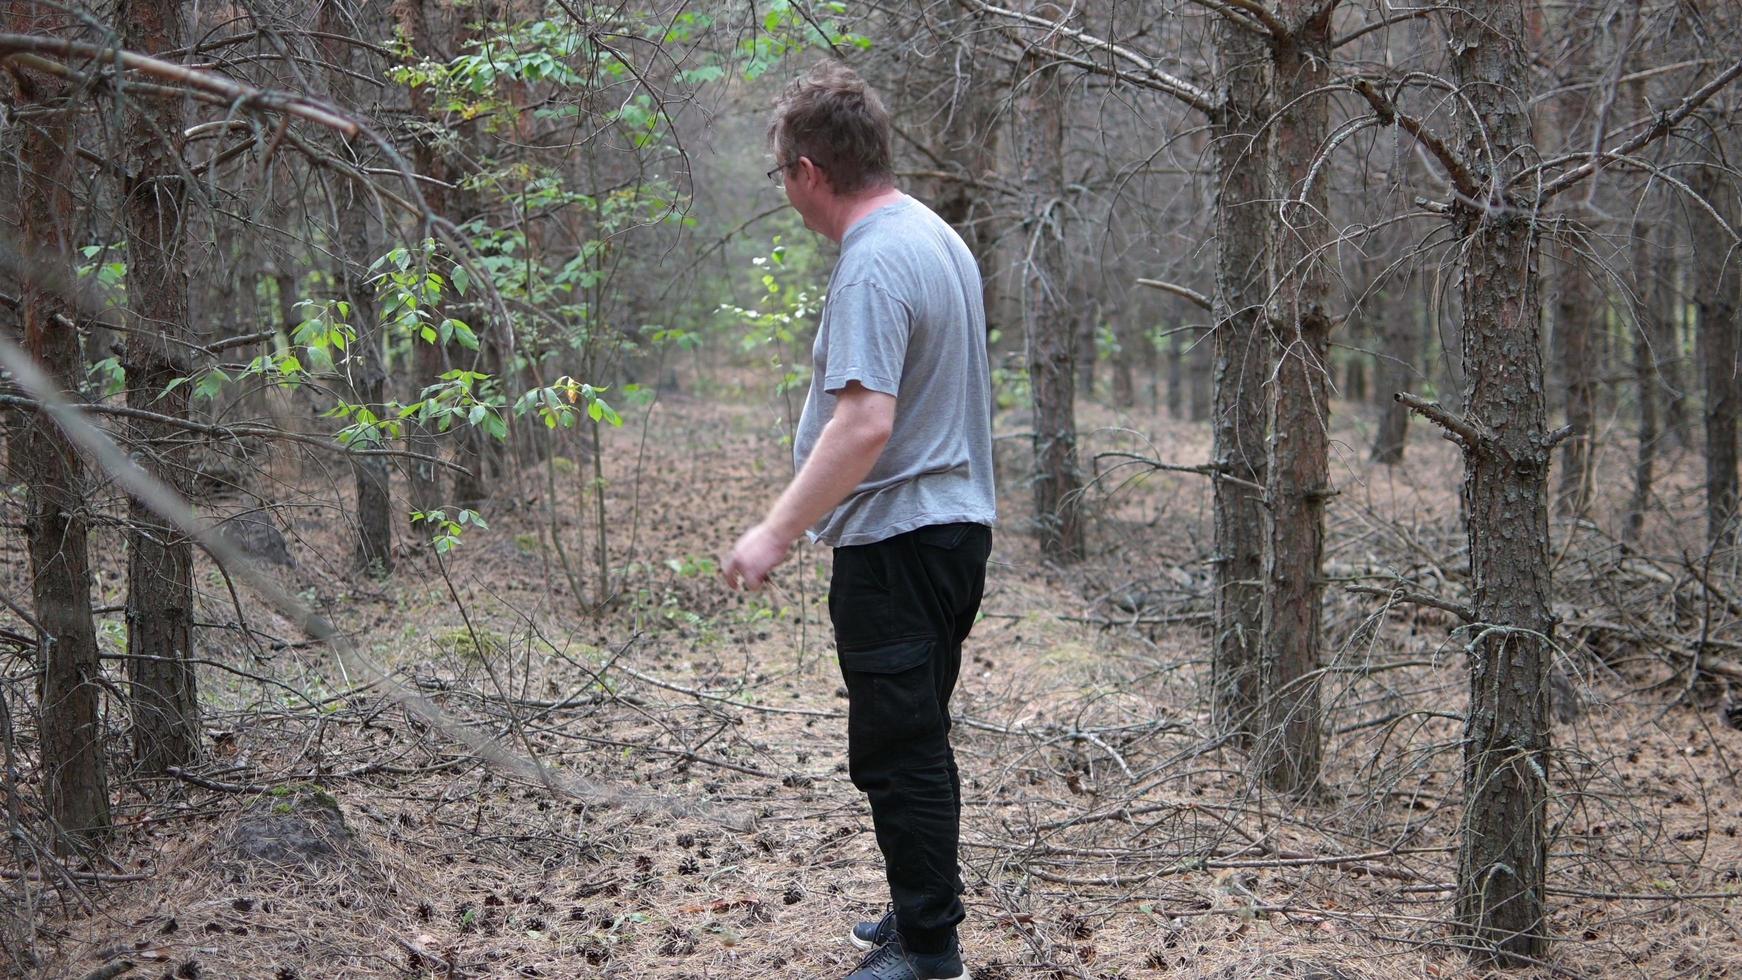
{"left": 828, "top": 521, "right": 992, "bottom": 956}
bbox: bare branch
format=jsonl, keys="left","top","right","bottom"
{"left": 1352, "top": 78, "right": 1484, "bottom": 201}
{"left": 1534, "top": 55, "right": 1742, "bottom": 202}
{"left": 1334, "top": 7, "right": 1433, "bottom": 48}
{"left": 0, "top": 34, "right": 359, "bottom": 135}
{"left": 956, "top": 0, "right": 1218, "bottom": 114}
{"left": 1093, "top": 450, "right": 1266, "bottom": 495}
{"left": 1395, "top": 391, "right": 1487, "bottom": 450}
{"left": 1210, "top": 0, "right": 1291, "bottom": 39}
{"left": 1176, "top": 0, "right": 1274, "bottom": 36}
{"left": 0, "top": 393, "right": 470, "bottom": 474}
{"left": 1347, "top": 584, "right": 1475, "bottom": 623}
{"left": 1135, "top": 277, "right": 1213, "bottom": 311}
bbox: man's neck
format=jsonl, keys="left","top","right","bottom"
{"left": 823, "top": 185, "right": 904, "bottom": 243}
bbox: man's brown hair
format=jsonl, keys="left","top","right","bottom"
{"left": 769, "top": 61, "right": 893, "bottom": 195}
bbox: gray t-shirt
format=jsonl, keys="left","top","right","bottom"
{"left": 794, "top": 195, "right": 997, "bottom": 547}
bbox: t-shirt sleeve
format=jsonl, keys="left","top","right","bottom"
{"left": 821, "top": 280, "right": 912, "bottom": 396}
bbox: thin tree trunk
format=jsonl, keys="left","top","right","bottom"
{"left": 122, "top": 0, "right": 200, "bottom": 773}
{"left": 319, "top": 11, "right": 394, "bottom": 573}
{"left": 1436, "top": 289, "right": 1467, "bottom": 416}
{"left": 1626, "top": 214, "right": 1659, "bottom": 545}
{"left": 1653, "top": 218, "right": 1689, "bottom": 448}
{"left": 1344, "top": 355, "right": 1366, "bottom": 404}
{"left": 926, "top": 23, "right": 1005, "bottom": 341}
{"left": 1258, "top": 0, "right": 1335, "bottom": 795}
{"left": 1553, "top": 244, "right": 1598, "bottom": 516}
{"left": 1693, "top": 146, "right": 1740, "bottom": 549}
{"left": 1165, "top": 328, "right": 1184, "bottom": 419}
{"left": 1016, "top": 8, "right": 1083, "bottom": 563}
{"left": 1447, "top": 0, "right": 1553, "bottom": 960}
{"left": 1371, "top": 288, "right": 1415, "bottom": 464}
{"left": 1208, "top": 12, "right": 1270, "bottom": 742}
{"left": 395, "top": 0, "right": 445, "bottom": 522}
{"left": 5, "top": 26, "right": 111, "bottom": 851}
{"left": 1074, "top": 291, "right": 1098, "bottom": 398}
{"left": 1189, "top": 330, "right": 1213, "bottom": 423}
{"left": 1110, "top": 309, "right": 1136, "bottom": 409}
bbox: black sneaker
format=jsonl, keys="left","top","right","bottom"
{"left": 844, "top": 934, "right": 969, "bottom": 980}
{"left": 849, "top": 908, "right": 897, "bottom": 950}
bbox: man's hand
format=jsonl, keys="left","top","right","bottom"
{"left": 721, "top": 383, "right": 892, "bottom": 593}
{"left": 722, "top": 521, "right": 794, "bottom": 591}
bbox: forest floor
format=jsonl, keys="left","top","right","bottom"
{"left": 12, "top": 378, "right": 1742, "bottom": 979}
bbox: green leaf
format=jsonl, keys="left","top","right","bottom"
{"left": 452, "top": 319, "right": 479, "bottom": 350}
{"left": 452, "top": 265, "right": 471, "bottom": 295}
{"left": 193, "top": 367, "right": 231, "bottom": 403}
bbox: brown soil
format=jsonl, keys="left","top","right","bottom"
{"left": 11, "top": 384, "right": 1742, "bottom": 979}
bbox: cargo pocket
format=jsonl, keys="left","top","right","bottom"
{"left": 829, "top": 543, "right": 897, "bottom": 650}
{"left": 840, "top": 639, "right": 943, "bottom": 779}
{"left": 839, "top": 638, "right": 931, "bottom": 675}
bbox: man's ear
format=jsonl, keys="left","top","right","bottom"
{"left": 798, "top": 156, "right": 826, "bottom": 191}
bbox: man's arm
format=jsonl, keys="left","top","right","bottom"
{"left": 722, "top": 381, "right": 894, "bottom": 590}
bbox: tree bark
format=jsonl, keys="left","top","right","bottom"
{"left": 319, "top": 8, "right": 394, "bottom": 573}
{"left": 1344, "top": 353, "right": 1366, "bottom": 404}
{"left": 4, "top": 20, "right": 111, "bottom": 851}
{"left": 1208, "top": 12, "right": 1271, "bottom": 741}
{"left": 1447, "top": 0, "right": 1554, "bottom": 960}
{"left": 1626, "top": 213, "right": 1659, "bottom": 545}
{"left": 920, "top": 16, "right": 1006, "bottom": 341}
{"left": 1370, "top": 288, "right": 1415, "bottom": 464}
{"left": 1693, "top": 144, "right": 1740, "bottom": 550}
{"left": 1653, "top": 217, "right": 1689, "bottom": 448}
{"left": 1016, "top": 7, "right": 1083, "bottom": 563}
{"left": 1257, "top": 0, "right": 1335, "bottom": 794}
{"left": 1074, "top": 289, "right": 1098, "bottom": 398}
{"left": 1552, "top": 246, "right": 1598, "bottom": 516}
{"left": 394, "top": 0, "right": 446, "bottom": 523}
{"left": 1165, "top": 329, "right": 1184, "bottom": 419}
{"left": 121, "top": 0, "right": 200, "bottom": 773}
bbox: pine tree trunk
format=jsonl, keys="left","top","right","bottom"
{"left": 1626, "top": 214, "right": 1659, "bottom": 545}
{"left": 916, "top": 20, "right": 1005, "bottom": 342}
{"left": 1016, "top": 7, "right": 1083, "bottom": 563}
{"left": 1553, "top": 247, "right": 1597, "bottom": 517}
{"left": 320, "top": 9, "right": 394, "bottom": 573}
{"left": 1258, "top": 0, "right": 1334, "bottom": 794}
{"left": 6, "top": 30, "right": 111, "bottom": 851}
{"left": 1189, "top": 332, "right": 1214, "bottom": 423}
{"left": 1344, "top": 355, "right": 1366, "bottom": 404}
{"left": 1370, "top": 290, "right": 1415, "bottom": 464}
{"left": 1653, "top": 220, "right": 1689, "bottom": 448}
{"left": 1209, "top": 11, "right": 1270, "bottom": 741}
{"left": 1110, "top": 310, "right": 1136, "bottom": 409}
{"left": 396, "top": 0, "right": 446, "bottom": 522}
{"left": 1448, "top": 0, "right": 1553, "bottom": 960}
{"left": 122, "top": 0, "right": 200, "bottom": 773}
{"left": 1165, "top": 329, "right": 1185, "bottom": 419}
{"left": 1693, "top": 147, "right": 1740, "bottom": 549}
{"left": 1074, "top": 291, "right": 1098, "bottom": 398}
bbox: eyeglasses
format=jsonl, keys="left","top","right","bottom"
{"left": 766, "top": 159, "right": 796, "bottom": 186}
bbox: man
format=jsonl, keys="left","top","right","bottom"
{"left": 722, "top": 61, "right": 996, "bottom": 980}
